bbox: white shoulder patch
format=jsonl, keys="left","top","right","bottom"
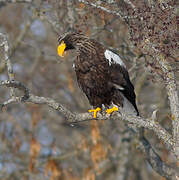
{"left": 104, "top": 49, "right": 126, "bottom": 67}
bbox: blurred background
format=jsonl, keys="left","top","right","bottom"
{"left": 0, "top": 0, "right": 178, "bottom": 179}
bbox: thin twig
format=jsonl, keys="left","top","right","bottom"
{"left": 0, "top": 33, "right": 15, "bottom": 97}
{"left": 77, "top": 0, "right": 129, "bottom": 20}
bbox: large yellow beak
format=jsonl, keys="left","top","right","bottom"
{"left": 57, "top": 41, "right": 66, "bottom": 57}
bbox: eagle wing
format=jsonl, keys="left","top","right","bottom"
{"left": 104, "top": 49, "right": 139, "bottom": 115}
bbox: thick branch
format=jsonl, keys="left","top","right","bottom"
{"left": 0, "top": 80, "right": 174, "bottom": 150}
{"left": 75, "top": 1, "right": 179, "bottom": 156}
{"left": 0, "top": 80, "right": 178, "bottom": 179}
{"left": 143, "top": 39, "right": 179, "bottom": 159}
{"left": 157, "top": 55, "right": 179, "bottom": 155}
{"left": 78, "top": 0, "right": 179, "bottom": 160}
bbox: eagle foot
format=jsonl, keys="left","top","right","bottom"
{"left": 106, "top": 106, "right": 119, "bottom": 114}
{"left": 88, "top": 107, "right": 101, "bottom": 118}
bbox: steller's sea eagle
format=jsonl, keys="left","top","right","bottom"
{"left": 57, "top": 32, "right": 139, "bottom": 118}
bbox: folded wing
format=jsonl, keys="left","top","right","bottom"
{"left": 104, "top": 49, "right": 139, "bottom": 115}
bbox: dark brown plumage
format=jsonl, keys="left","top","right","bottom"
{"left": 58, "top": 32, "right": 139, "bottom": 116}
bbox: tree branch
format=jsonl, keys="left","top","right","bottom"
{"left": 0, "top": 80, "right": 178, "bottom": 180}
{"left": 76, "top": 0, "right": 179, "bottom": 160}
{"left": 77, "top": 0, "right": 129, "bottom": 20}
{"left": 143, "top": 39, "right": 179, "bottom": 160}
{"left": 0, "top": 80, "right": 173, "bottom": 148}
{"left": 157, "top": 55, "right": 179, "bottom": 157}
{"left": 0, "top": 33, "right": 15, "bottom": 97}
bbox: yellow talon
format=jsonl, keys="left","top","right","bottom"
{"left": 88, "top": 107, "right": 101, "bottom": 118}
{"left": 106, "top": 106, "right": 119, "bottom": 114}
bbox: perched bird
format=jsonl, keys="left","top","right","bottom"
{"left": 57, "top": 32, "right": 139, "bottom": 118}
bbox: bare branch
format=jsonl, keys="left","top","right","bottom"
{"left": 0, "top": 80, "right": 29, "bottom": 108}
{"left": 77, "top": 0, "right": 128, "bottom": 20}
{"left": 79, "top": 0, "right": 179, "bottom": 160}
{"left": 157, "top": 56, "right": 179, "bottom": 155}
{"left": 30, "top": 97, "right": 173, "bottom": 151}
{"left": 0, "top": 33, "right": 15, "bottom": 97}
{"left": 143, "top": 39, "right": 179, "bottom": 159}
{"left": 0, "top": 80, "right": 174, "bottom": 150}
{"left": 0, "top": 80, "right": 178, "bottom": 179}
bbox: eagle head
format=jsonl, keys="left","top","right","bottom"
{"left": 57, "top": 33, "right": 76, "bottom": 57}
{"left": 57, "top": 32, "right": 89, "bottom": 57}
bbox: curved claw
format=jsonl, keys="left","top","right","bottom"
{"left": 106, "top": 106, "right": 119, "bottom": 114}
{"left": 88, "top": 107, "right": 101, "bottom": 118}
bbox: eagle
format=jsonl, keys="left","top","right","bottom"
{"left": 57, "top": 32, "right": 139, "bottom": 118}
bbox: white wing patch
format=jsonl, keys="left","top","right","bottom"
{"left": 104, "top": 49, "right": 126, "bottom": 67}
